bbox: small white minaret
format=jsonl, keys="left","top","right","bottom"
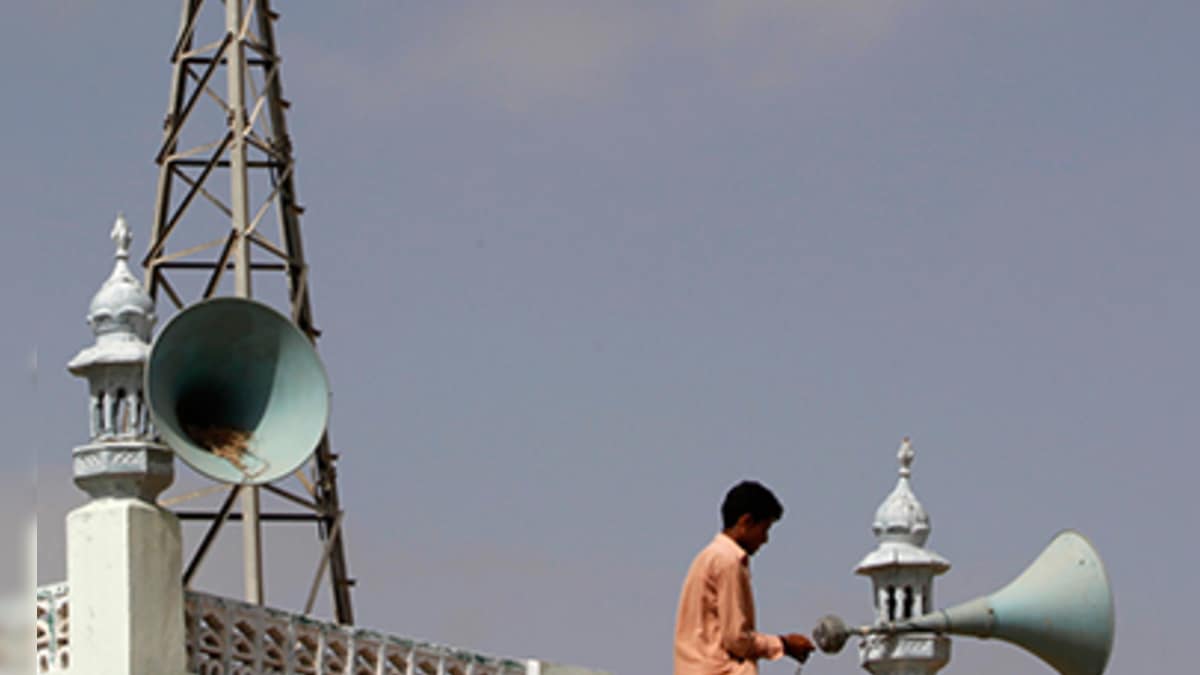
{"left": 854, "top": 438, "right": 951, "bottom": 675}
{"left": 64, "top": 215, "right": 187, "bottom": 675}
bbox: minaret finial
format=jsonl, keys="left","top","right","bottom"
{"left": 898, "top": 436, "right": 914, "bottom": 478}
{"left": 111, "top": 212, "right": 131, "bottom": 261}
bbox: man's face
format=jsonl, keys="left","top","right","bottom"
{"left": 739, "top": 516, "right": 775, "bottom": 556}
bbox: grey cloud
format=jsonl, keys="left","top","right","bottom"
{"left": 290, "top": 0, "right": 915, "bottom": 118}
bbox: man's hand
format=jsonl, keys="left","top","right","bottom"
{"left": 781, "top": 633, "right": 815, "bottom": 663}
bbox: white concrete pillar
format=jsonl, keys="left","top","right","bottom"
{"left": 66, "top": 498, "right": 187, "bottom": 675}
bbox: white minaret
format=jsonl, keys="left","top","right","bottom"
{"left": 64, "top": 215, "right": 187, "bottom": 675}
{"left": 854, "top": 438, "right": 951, "bottom": 675}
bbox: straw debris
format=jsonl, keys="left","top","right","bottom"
{"left": 184, "top": 425, "right": 264, "bottom": 478}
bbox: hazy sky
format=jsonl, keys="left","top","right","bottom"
{"left": 6, "top": 2, "right": 1196, "bottom": 673}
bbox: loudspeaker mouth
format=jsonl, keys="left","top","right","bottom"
{"left": 146, "top": 297, "right": 329, "bottom": 485}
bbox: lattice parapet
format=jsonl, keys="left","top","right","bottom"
{"left": 37, "top": 585, "right": 533, "bottom": 675}
{"left": 36, "top": 584, "right": 69, "bottom": 673}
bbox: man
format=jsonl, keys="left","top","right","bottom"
{"left": 674, "top": 481, "right": 814, "bottom": 674}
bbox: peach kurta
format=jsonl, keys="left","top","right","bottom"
{"left": 674, "top": 533, "right": 784, "bottom": 675}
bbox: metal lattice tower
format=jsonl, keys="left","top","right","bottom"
{"left": 143, "top": 0, "right": 354, "bottom": 624}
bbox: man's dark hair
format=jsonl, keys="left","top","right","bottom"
{"left": 721, "top": 480, "right": 784, "bottom": 529}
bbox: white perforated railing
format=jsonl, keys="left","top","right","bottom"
{"left": 37, "top": 584, "right": 557, "bottom": 675}
{"left": 36, "top": 584, "right": 69, "bottom": 673}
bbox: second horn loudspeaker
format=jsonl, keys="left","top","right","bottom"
{"left": 146, "top": 297, "right": 330, "bottom": 485}
{"left": 902, "top": 530, "right": 1113, "bottom": 675}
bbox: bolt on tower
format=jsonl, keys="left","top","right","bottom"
{"left": 142, "top": 0, "right": 354, "bottom": 623}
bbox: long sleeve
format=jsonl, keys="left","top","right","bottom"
{"left": 715, "top": 558, "right": 785, "bottom": 662}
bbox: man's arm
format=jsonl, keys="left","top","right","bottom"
{"left": 715, "top": 560, "right": 785, "bottom": 662}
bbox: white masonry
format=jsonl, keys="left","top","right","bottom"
{"left": 64, "top": 215, "right": 188, "bottom": 675}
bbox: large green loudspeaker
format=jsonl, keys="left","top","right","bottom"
{"left": 814, "top": 530, "right": 1114, "bottom": 675}
{"left": 146, "top": 297, "right": 330, "bottom": 485}
{"left": 903, "top": 530, "right": 1114, "bottom": 675}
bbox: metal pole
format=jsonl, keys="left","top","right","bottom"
{"left": 226, "top": 0, "right": 263, "bottom": 607}
{"left": 227, "top": 0, "right": 252, "bottom": 298}
{"left": 148, "top": 0, "right": 200, "bottom": 298}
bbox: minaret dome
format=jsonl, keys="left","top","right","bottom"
{"left": 84, "top": 213, "right": 156, "bottom": 343}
